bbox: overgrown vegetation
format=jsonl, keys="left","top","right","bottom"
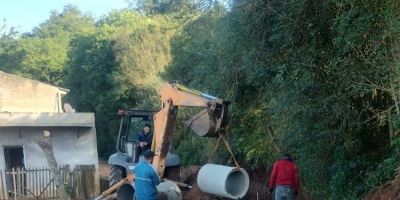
{"left": 1, "top": 0, "right": 400, "bottom": 199}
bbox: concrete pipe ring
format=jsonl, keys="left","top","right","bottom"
{"left": 197, "top": 164, "right": 249, "bottom": 199}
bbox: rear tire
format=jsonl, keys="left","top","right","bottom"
{"left": 109, "top": 165, "right": 125, "bottom": 187}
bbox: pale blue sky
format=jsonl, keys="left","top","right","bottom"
{"left": 0, "top": 0, "right": 128, "bottom": 33}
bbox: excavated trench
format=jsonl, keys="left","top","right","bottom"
{"left": 99, "top": 162, "right": 308, "bottom": 200}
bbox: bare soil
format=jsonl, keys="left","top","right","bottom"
{"left": 99, "top": 160, "right": 111, "bottom": 192}
{"left": 244, "top": 167, "right": 273, "bottom": 200}
{"left": 363, "top": 170, "right": 400, "bottom": 200}
{"left": 99, "top": 160, "right": 110, "bottom": 178}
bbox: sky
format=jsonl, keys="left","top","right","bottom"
{"left": 0, "top": 0, "right": 129, "bottom": 33}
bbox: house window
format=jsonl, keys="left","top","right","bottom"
{"left": 3, "top": 146, "right": 25, "bottom": 169}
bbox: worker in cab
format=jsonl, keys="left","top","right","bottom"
{"left": 268, "top": 154, "right": 300, "bottom": 200}
{"left": 135, "top": 124, "right": 153, "bottom": 163}
{"left": 133, "top": 150, "right": 160, "bottom": 200}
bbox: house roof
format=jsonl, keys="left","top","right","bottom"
{"left": 0, "top": 113, "right": 94, "bottom": 127}
{"left": 0, "top": 70, "right": 70, "bottom": 94}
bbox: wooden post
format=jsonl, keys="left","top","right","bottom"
{"left": 35, "top": 167, "right": 39, "bottom": 196}
{"left": 36, "top": 130, "right": 71, "bottom": 200}
{"left": 12, "top": 168, "right": 16, "bottom": 200}
{"left": 63, "top": 164, "right": 71, "bottom": 198}
{"left": 26, "top": 167, "right": 29, "bottom": 198}
{"left": 72, "top": 165, "right": 86, "bottom": 200}
{"left": 82, "top": 165, "right": 96, "bottom": 198}
{"left": 16, "top": 167, "right": 20, "bottom": 198}
{"left": 22, "top": 168, "right": 25, "bottom": 197}
{"left": 0, "top": 170, "right": 5, "bottom": 199}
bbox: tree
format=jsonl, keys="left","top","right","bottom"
{"left": 37, "top": 130, "right": 71, "bottom": 200}
{"left": 0, "top": 19, "right": 18, "bottom": 40}
{"left": 129, "top": 0, "right": 197, "bottom": 14}
{"left": 65, "top": 10, "right": 179, "bottom": 157}
{"left": 0, "top": 5, "right": 95, "bottom": 85}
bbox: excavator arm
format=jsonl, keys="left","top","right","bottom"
{"left": 151, "top": 83, "right": 230, "bottom": 177}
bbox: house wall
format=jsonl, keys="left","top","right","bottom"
{"left": 0, "top": 71, "right": 65, "bottom": 113}
{"left": 0, "top": 127, "right": 98, "bottom": 170}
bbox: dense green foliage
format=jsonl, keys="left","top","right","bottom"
{"left": 1, "top": 1, "right": 400, "bottom": 199}
{"left": 165, "top": 0, "right": 400, "bottom": 199}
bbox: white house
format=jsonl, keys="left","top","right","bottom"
{"left": 0, "top": 71, "right": 99, "bottom": 198}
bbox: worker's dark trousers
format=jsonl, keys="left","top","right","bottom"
{"left": 134, "top": 147, "right": 142, "bottom": 163}
{"left": 134, "top": 147, "right": 149, "bottom": 163}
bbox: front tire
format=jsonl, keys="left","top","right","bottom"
{"left": 109, "top": 165, "right": 126, "bottom": 187}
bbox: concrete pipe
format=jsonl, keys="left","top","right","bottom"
{"left": 157, "top": 180, "right": 182, "bottom": 200}
{"left": 197, "top": 164, "right": 249, "bottom": 199}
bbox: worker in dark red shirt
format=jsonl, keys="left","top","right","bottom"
{"left": 268, "top": 154, "right": 300, "bottom": 200}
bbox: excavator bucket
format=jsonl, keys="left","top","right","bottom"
{"left": 185, "top": 109, "right": 211, "bottom": 137}
{"left": 184, "top": 101, "right": 230, "bottom": 137}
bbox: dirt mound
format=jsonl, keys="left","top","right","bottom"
{"left": 183, "top": 183, "right": 221, "bottom": 200}
{"left": 244, "top": 167, "right": 272, "bottom": 200}
{"left": 363, "top": 170, "right": 400, "bottom": 200}
{"left": 180, "top": 166, "right": 201, "bottom": 184}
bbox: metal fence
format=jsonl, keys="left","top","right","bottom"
{"left": 0, "top": 165, "right": 97, "bottom": 200}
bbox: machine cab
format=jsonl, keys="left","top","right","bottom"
{"left": 108, "top": 109, "right": 180, "bottom": 188}
{"left": 116, "top": 110, "right": 155, "bottom": 162}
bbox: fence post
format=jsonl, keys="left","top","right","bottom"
{"left": 72, "top": 165, "right": 85, "bottom": 200}
{"left": 17, "top": 167, "right": 21, "bottom": 198}
{"left": 63, "top": 164, "right": 71, "bottom": 194}
{"left": 11, "top": 168, "right": 16, "bottom": 200}
{"left": 22, "top": 167, "right": 25, "bottom": 198}
{"left": 0, "top": 170, "right": 6, "bottom": 200}
{"left": 83, "top": 165, "right": 97, "bottom": 198}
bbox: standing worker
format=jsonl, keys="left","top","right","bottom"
{"left": 133, "top": 150, "right": 160, "bottom": 200}
{"left": 135, "top": 124, "right": 153, "bottom": 162}
{"left": 268, "top": 154, "right": 300, "bottom": 200}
